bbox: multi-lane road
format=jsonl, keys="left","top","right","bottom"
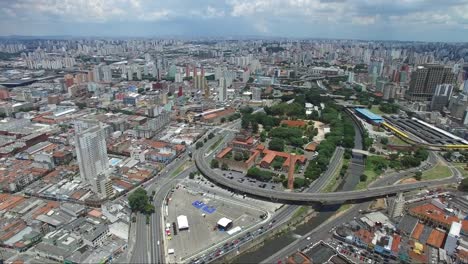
{"left": 128, "top": 121, "right": 240, "bottom": 264}
{"left": 194, "top": 144, "right": 458, "bottom": 203}
{"left": 261, "top": 152, "right": 462, "bottom": 263}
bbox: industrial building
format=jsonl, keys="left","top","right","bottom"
{"left": 354, "top": 108, "right": 384, "bottom": 124}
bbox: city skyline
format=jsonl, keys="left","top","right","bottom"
{"left": 2, "top": 0, "right": 468, "bottom": 42}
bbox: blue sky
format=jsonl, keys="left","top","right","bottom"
{"left": 2, "top": 0, "right": 468, "bottom": 41}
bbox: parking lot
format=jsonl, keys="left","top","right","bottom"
{"left": 213, "top": 168, "right": 286, "bottom": 191}
{"left": 164, "top": 184, "right": 266, "bottom": 262}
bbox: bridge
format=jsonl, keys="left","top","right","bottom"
{"left": 194, "top": 142, "right": 457, "bottom": 204}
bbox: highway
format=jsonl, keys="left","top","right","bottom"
{"left": 308, "top": 147, "right": 344, "bottom": 191}
{"left": 261, "top": 152, "right": 461, "bottom": 263}
{"left": 195, "top": 143, "right": 458, "bottom": 203}
{"left": 128, "top": 121, "right": 241, "bottom": 264}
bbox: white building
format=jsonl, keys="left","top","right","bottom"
{"left": 445, "top": 222, "right": 461, "bottom": 255}
{"left": 75, "top": 120, "right": 112, "bottom": 198}
{"left": 218, "top": 77, "right": 227, "bottom": 102}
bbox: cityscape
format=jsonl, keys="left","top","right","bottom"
{"left": 0, "top": 1, "right": 468, "bottom": 264}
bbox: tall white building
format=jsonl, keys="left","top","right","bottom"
{"left": 218, "top": 78, "right": 227, "bottom": 102}
{"left": 75, "top": 120, "right": 112, "bottom": 198}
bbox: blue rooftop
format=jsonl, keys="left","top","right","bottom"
{"left": 355, "top": 108, "right": 383, "bottom": 122}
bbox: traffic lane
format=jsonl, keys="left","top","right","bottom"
{"left": 195, "top": 148, "right": 455, "bottom": 203}
{"left": 131, "top": 214, "right": 148, "bottom": 264}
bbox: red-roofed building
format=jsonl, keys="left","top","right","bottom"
{"left": 391, "top": 234, "right": 401, "bottom": 254}
{"left": 409, "top": 203, "right": 459, "bottom": 231}
{"left": 412, "top": 223, "right": 424, "bottom": 240}
{"left": 426, "top": 229, "right": 446, "bottom": 249}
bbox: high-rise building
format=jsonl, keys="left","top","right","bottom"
{"left": 430, "top": 84, "right": 454, "bottom": 111}
{"left": 218, "top": 77, "right": 227, "bottom": 101}
{"left": 93, "top": 66, "right": 101, "bottom": 83}
{"left": 406, "top": 65, "right": 456, "bottom": 101}
{"left": 102, "top": 66, "right": 112, "bottom": 82}
{"left": 75, "top": 120, "right": 112, "bottom": 198}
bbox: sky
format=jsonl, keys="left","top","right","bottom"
{"left": 2, "top": 0, "right": 468, "bottom": 41}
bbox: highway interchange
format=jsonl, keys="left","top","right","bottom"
{"left": 128, "top": 110, "right": 464, "bottom": 264}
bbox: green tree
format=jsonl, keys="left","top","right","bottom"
{"left": 210, "top": 159, "right": 219, "bottom": 168}
{"left": 269, "top": 138, "right": 285, "bottom": 151}
{"left": 189, "top": 172, "right": 196, "bottom": 179}
{"left": 414, "top": 171, "right": 422, "bottom": 181}
{"left": 459, "top": 178, "right": 468, "bottom": 191}
{"left": 196, "top": 141, "right": 204, "bottom": 149}
{"left": 221, "top": 163, "right": 229, "bottom": 170}
{"left": 128, "top": 188, "right": 153, "bottom": 214}
{"left": 208, "top": 133, "right": 215, "bottom": 139}
{"left": 380, "top": 137, "right": 389, "bottom": 145}
{"left": 360, "top": 174, "right": 367, "bottom": 182}
{"left": 234, "top": 152, "right": 244, "bottom": 161}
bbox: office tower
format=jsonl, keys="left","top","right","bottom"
{"left": 75, "top": 120, "right": 112, "bottom": 198}
{"left": 430, "top": 84, "right": 454, "bottom": 111}
{"left": 218, "top": 77, "right": 227, "bottom": 101}
{"left": 406, "top": 65, "right": 456, "bottom": 101}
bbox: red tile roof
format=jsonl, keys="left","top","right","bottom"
{"left": 412, "top": 223, "right": 424, "bottom": 240}
{"left": 427, "top": 229, "right": 446, "bottom": 249}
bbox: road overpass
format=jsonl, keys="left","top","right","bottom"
{"left": 194, "top": 141, "right": 456, "bottom": 203}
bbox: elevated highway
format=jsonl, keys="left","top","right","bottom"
{"left": 195, "top": 141, "right": 457, "bottom": 204}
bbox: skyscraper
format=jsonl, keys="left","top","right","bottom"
{"left": 102, "top": 66, "right": 112, "bottom": 82}
{"left": 218, "top": 77, "right": 227, "bottom": 101}
{"left": 430, "top": 84, "right": 454, "bottom": 111}
{"left": 406, "top": 65, "right": 456, "bottom": 101}
{"left": 75, "top": 120, "right": 112, "bottom": 198}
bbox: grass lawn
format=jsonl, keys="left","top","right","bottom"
{"left": 170, "top": 160, "right": 191, "bottom": 177}
{"left": 388, "top": 136, "right": 410, "bottom": 146}
{"left": 209, "top": 137, "right": 224, "bottom": 151}
{"left": 323, "top": 158, "right": 349, "bottom": 193}
{"left": 337, "top": 204, "right": 351, "bottom": 212}
{"left": 453, "top": 163, "right": 468, "bottom": 178}
{"left": 370, "top": 105, "right": 385, "bottom": 116}
{"left": 421, "top": 163, "right": 452, "bottom": 180}
{"left": 292, "top": 206, "right": 308, "bottom": 219}
{"left": 355, "top": 156, "right": 386, "bottom": 190}
{"left": 355, "top": 169, "right": 378, "bottom": 190}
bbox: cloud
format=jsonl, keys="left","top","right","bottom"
{"left": 1, "top": 0, "right": 468, "bottom": 41}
